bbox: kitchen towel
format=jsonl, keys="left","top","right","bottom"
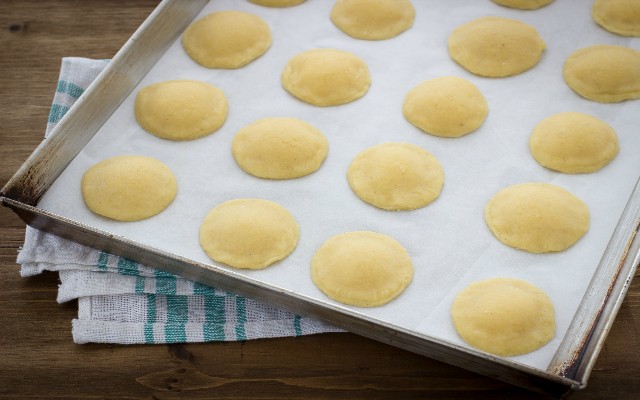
{"left": 17, "top": 57, "right": 342, "bottom": 344}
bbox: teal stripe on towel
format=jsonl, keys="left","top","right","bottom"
{"left": 144, "top": 294, "right": 157, "bottom": 343}
{"left": 135, "top": 276, "right": 146, "bottom": 293}
{"left": 193, "top": 281, "right": 215, "bottom": 295}
{"left": 56, "top": 80, "right": 85, "bottom": 98}
{"left": 164, "top": 296, "right": 188, "bottom": 343}
{"left": 117, "top": 257, "right": 139, "bottom": 276}
{"left": 117, "top": 258, "right": 145, "bottom": 292}
{"left": 97, "top": 251, "right": 109, "bottom": 271}
{"left": 48, "top": 104, "right": 69, "bottom": 124}
{"left": 203, "top": 295, "right": 226, "bottom": 341}
{"left": 154, "top": 269, "right": 177, "bottom": 295}
{"left": 293, "top": 315, "right": 302, "bottom": 336}
{"left": 235, "top": 297, "right": 246, "bottom": 341}
{"left": 154, "top": 269, "right": 176, "bottom": 278}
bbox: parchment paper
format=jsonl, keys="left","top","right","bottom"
{"left": 39, "top": 0, "right": 640, "bottom": 371}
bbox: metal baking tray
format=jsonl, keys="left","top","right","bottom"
{"left": 2, "top": 0, "right": 639, "bottom": 396}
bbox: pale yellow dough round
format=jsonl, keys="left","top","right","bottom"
{"left": 134, "top": 80, "right": 228, "bottom": 141}
{"left": 491, "top": 0, "right": 554, "bottom": 10}
{"left": 347, "top": 143, "right": 444, "bottom": 211}
{"left": 182, "top": 11, "right": 271, "bottom": 69}
{"left": 402, "top": 76, "right": 488, "bottom": 138}
{"left": 530, "top": 112, "right": 619, "bottom": 174}
{"left": 448, "top": 16, "right": 546, "bottom": 77}
{"left": 232, "top": 117, "right": 329, "bottom": 179}
{"left": 249, "top": 0, "right": 305, "bottom": 6}
{"left": 330, "top": 0, "right": 415, "bottom": 40}
{"left": 563, "top": 45, "right": 640, "bottom": 103}
{"left": 311, "top": 231, "right": 413, "bottom": 307}
{"left": 451, "top": 278, "right": 555, "bottom": 357}
{"left": 199, "top": 199, "right": 299, "bottom": 269}
{"left": 81, "top": 156, "right": 177, "bottom": 222}
{"left": 484, "top": 183, "right": 590, "bottom": 253}
{"left": 592, "top": 0, "right": 640, "bottom": 37}
{"left": 281, "top": 48, "right": 371, "bottom": 106}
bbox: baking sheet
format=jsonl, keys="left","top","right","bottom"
{"left": 37, "top": 0, "right": 640, "bottom": 371}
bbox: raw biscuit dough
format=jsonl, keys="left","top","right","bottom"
{"left": 592, "top": 0, "right": 640, "bottom": 37}
{"left": 232, "top": 117, "right": 329, "bottom": 179}
{"left": 530, "top": 112, "right": 619, "bottom": 174}
{"left": 81, "top": 155, "right": 177, "bottom": 222}
{"left": 451, "top": 278, "right": 555, "bottom": 357}
{"left": 330, "top": 0, "right": 415, "bottom": 40}
{"left": 347, "top": 143, "right": 444, "bottom": 211}
{"left": 249, "top": 0, "right": 305, "bottom": 6}
{"left": 281, "top": 48, "right": 371, "bottom": 106}
{"left": 134, "top": 80, "right": 228, "bottom": 141}
{"left": 484, "top": 183, "right": 590, "bottom": 253}
{"left": 491, "top": 0, "right": 554, "bottom": 10}
{"left": 311, "top": 231, "right": 413, "bottom": 307}
{"left": 448, "top": 16, "right": 546, "bottom": 77}
{"left": 563, "top": 45, "right": 640, "bottom": 103}
{"left": 182, "top": 11, "right": 271, "bottom": 69}
{"left": 402, "top": 76, "right": 488, "bottom": 138}
{"left": 199, "top": 199, "right": 299, "bottom": 269}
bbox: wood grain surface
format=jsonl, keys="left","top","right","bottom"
{"left": 1, "top": 1, "right": 639, "bottom": 399}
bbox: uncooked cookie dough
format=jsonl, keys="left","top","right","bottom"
{"left": 451, "top": 278, "right": 555, "bottom": 357}
{"left": 199, "top": 199, "right": 299, "bottom": 269}
{"left": 311, "top": 231, "right": 413, "bottom": 307}
{"left": 530, "top": 112, "right": 619, "bottom": 174}
{"left": 330, "top": 0, "right": 415, "bottom": 40}
{"left": 347, "top": 143, "right": 444, "bottom": 211}
{"left": 563, "top": 45, "right": 640, "bottom": 103}
{"left": 592, "top": 0, "right": 640, "bottom": 37}
{"left": 249, "top": 0, "right": 305, "bottom": 6}
{"left": 448, "top": 16, "right": 546, "bottom": 77}
{"left": 182, "top": 11, "right": 271, "bottom": 69}
{"left": 134, "top": 80, "right": 228, "bottom": 141}
{"left": 281, "top": 48, "right": 371, "bottom": 106}
{"left": 402, "top": 76, "right": 488, "bottom": 138}
{"left": 232, "top": 117, "right": 329, "bottom": 179}
{"left": 484, "top": 183, "right": 590, "bottom": 253}
{"left": 81, "top": 155, "right": 177, "bottom": 222}
{"left": 491, "top": 0, "right": 554, "bottom": 10}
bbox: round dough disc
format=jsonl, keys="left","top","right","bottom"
{"left": 448, "top": 16, "right": 545, "bottom": 77}
{"left": 281, "top": 48, "right": 371, "bottom": 106}
{"left": 182, "top": 11, "right": 271, "bottom": 69}
{"left": 311, "top": 231, "right": 413, "bottom": 307}
{"left": 249, "top": 0, "right": 305, "bottom": 6}
{"left": 81, "top": 155, "right": 177, "bottom": 222}
{"left": 530, "top": 112, "right": 619, "bottom": 174}
{"left": 451, "top": 278, "right": 555, "bottom": 357}
{"left": 330, "top": 0, "right": 415, "bottom": 40}
{"left": 484, "top": 183, "right": 590, "bottom": 253}
{"left": 199, "top": 199, "right": 299, "bottom": 269}
{"left": 232, "top": 117, "right": 329, "bottom": 179}
{"left": 135, "top": 80, "right": 228, "bottom": 141}
{"left": 402, "top": 76, "right": 488, "bottom": 138}
{"left": 347, "top": 143, "right": 444, "bottom": 211}
{"left": 563, "top": 45, "right": 640, "bottom": 103}
{"left": 491, "top": 0, "right": 554, "bottom": 10}
{"left": 592, "top": 0, "right": 640, "bottom": 37}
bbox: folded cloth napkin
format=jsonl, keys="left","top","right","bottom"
{"left": 17, "top": 57, "right": 342, "bottom": 344}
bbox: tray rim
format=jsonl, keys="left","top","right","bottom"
{"left": 2, "top": 0, "right": 639, "bottom": 396}
{"left": 0, "top": 196, "right": 582, "bottom": 396}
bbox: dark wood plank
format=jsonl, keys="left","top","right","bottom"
{"left": 0, "top": 1, "right": 638, "bottom": 399}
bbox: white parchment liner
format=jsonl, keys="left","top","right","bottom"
{"left": 39, "top": 0, "right": 640, "bottom": 370}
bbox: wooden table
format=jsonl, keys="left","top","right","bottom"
{"left": 1, "top": 1, "right": 639, "bottom": 398}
